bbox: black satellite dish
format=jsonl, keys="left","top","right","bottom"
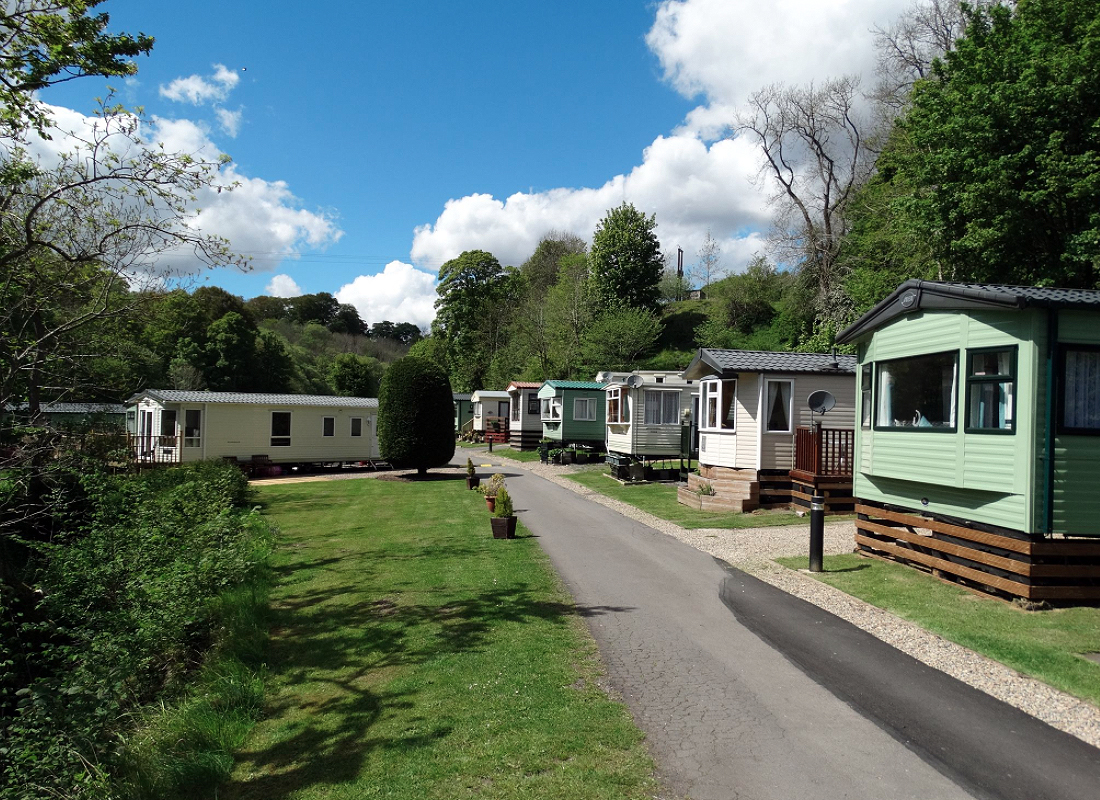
{"left": 807, "top": 390, "right": 836, "bottom": 415}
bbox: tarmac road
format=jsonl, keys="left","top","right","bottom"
{"left": 501, "top": 466, "right": 1100, "bottom": 800}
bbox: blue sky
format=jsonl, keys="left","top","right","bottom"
{"left": 39, "top": 0, "right": 910, "bottom": 329}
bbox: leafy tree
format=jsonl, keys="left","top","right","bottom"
{"left": 580, "top": 307, "right": 663, "bottom": 372}
{"left": 889, "top": 0, "right": 1100, "bottom": 287}
{"left": 244, "top": 294, "right": 289, "bottom": 321}
{"left": 329, "top": 352, "right": 383, "bottom": 397}
{"left": 588, "top": 203, "right": 663, "bottom": 312}
{"left": 545, "top": 253, "right": 596, "bottom": 377}
{"left": 520, "top": 230, "right": 586, "bottom": 299}
{"left": 0, "top": 1, "right": 154, "bottom": 133}
{"left": 377, "top": 356, "right": 455, "bottom": 476}
{"left": 287, "top": 292, "right": 340, "bottom": 327}
{"left": 370, "top": 320, "right": 422, "bottom": 345}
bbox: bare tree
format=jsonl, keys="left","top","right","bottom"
{"left": 735, "top": 77, "right": 871, "bottom": 324}
{"left": 693, "top": 230, "right": 723, "bottom": 292}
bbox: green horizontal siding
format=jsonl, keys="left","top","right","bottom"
{"left": 855, "top": 472, "right": 1027, "bottom": 532}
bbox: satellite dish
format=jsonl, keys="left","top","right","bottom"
{"left": 626, "top": 375, "right": 644, "bottom": 388}
{"left": 807, "top": 390, "right": 836, "bottom": 415}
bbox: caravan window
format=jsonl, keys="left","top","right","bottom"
{"left": 527, "top": 393, "right": 539, "bottom": 415}
{"left": 876, "top": 351, "right": 958, "bottom": 430}
{"left": 271, "top": 411, "right": 292, "bottom": 447}
{"left": 322, "top": 416, "right": 335, "bottom": 437}
{"left": 701, "top": 380, "right": 736, "bottom": 430}
{"left": 643, "top": 391, "right": 679, "bottom": 425}
{"left": 574, "top": 397, "right": 597, "bottom": 421}
{"left": 160, "top": 410, "right": 177, "bottom": 439}
{"left": 606, "top": 387, "right": 627, "bottom": 424}
{"left": 1061, "top": 346, "right": 1100, "bottom": 433}
{"left": 966, "top": 347, "right": 1016, "bottom": 432}
{"left": 184, "top": 409, "right": 201, "bottom": 448}
{"left": 765, "top": 380, "right": 793, "bottom": 433}
{"left": 351, "top": 417, "right": 363, "bottom": 437}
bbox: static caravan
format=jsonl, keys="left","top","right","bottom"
{"left": 454, "top": 393, "right": 473, "bottom": 435}
{"left": 678, "top": 349, "right": 856, "bottom": 512}
{"left": 505, "top": 381, "right": 544, "bottom": 449}
{"left": 537, "top": 380, "right": 607, "bottom": 449}
{"left": 125, "top": 390, "right": 379, "bottom": 467}
{"left": 604, "top": 371, "right": 695, "bottom": 471}
{"left": 835, "top": 280, "right": 1100, "bottom": 600}
{"left": 470, "top": 390, "right": 511, "bottom": 443}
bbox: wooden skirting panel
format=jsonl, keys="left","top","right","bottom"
{"left": 855, "top": 502, "right": 1100, "bottom": 601}
{"left": 508, "top": 429, "right": 542, "bottom": 450}
{"left": 789, "top": 473, "right": 854, "bottom": 514}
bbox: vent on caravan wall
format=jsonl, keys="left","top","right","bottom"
{"left": 626, "top": 375, "right": 644, "bottom": 388}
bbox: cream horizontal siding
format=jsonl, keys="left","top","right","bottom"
{"left": 699, "top": 431, "right": 736, "bottom": 467}
{"left": 735, "top": 375, "right": 759, "bottom": 469}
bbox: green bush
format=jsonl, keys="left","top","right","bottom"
{"left": 376, "top": 356, "right": 455, "bottom": 475}
{"left": 494, "top": 485, "right": 514, "bottom": 518}
{"left": 0, "top": 460, "right": 273, "bottom": 800}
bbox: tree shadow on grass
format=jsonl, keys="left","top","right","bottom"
{"left": 221, "top": 579, "right": 612, "bottom": 800}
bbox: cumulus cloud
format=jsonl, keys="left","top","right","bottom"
{"left": 335, "top": 261, "right": 437, "bottom": 330}
{"left": 160, "top": 64, "right": 240, "bottom": 105}
{"left": 409, "top": 0, "right": 909, "bottom": 277}
{"left": 266, "top": 274, "right": 302, "bottom": 297}
{"left": 215, "top": 107, "right": 243, "bottom": 138}
{"left": 18, "top": 105, "right": 342, "bottom": 277}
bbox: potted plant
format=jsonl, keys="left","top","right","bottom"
{"left": 490, "top": 485, "right": 517, "bottom": 538}
{"left": 481, "top": 472, "right": 506, "bottom": 511}
{"left": 548, "top": 448, "right": 564, "bottom": 464}
{"left": 465, "top": 457, "right": 480, "bottom": 489}
{"left": 538, "top": 438, "right": 552, "bottom": 463}
{"left": 560, "top": 448, "right": 575, "bottom": 464}
{"left": 575, "top": 447, "right": 589, "bottom": 464}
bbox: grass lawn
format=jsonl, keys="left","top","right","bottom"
{"left": 490, "top": 447, "right": 543, "bottom": 463}
{"left": 564, "top": 468, "right": 806, "bottom": 530}
{"left": 222, "top": 476, "right": 658, "bottom": 800}
{"left": 776, "top": 553, "right": 1100, "bottom": 706}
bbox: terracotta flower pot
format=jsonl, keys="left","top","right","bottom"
{"left": 486, "top": 496, "right": 496, "bottom": 513}
{"left": 490, "top": 516, "right": 517, "bottom": 539}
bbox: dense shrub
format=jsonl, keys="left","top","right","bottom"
{"left": 377, "top": 356, "right": 455, "bottom": 475}
{"left": 0, "top": 460, "right": 273, "bottom": 800}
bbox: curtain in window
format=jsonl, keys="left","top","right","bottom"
{"left": 662, "top": 392, "right": 678, "bottom": 425}
{"left": 1064, "top": 350, "right": 1100, "bottom": 429}
{"left": 766, "top": 382, "right": 791, "bottom": 431}
{"left": 644, "top": 391, "right": 660, "bottom": 424}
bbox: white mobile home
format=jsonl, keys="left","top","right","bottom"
{"left": 604, "top": 371, "right": 695, "bottom": 461}
{"left": 125, "top": 390, "right": 379, "bottom": 465}
{"left": 470, "top": 390, "right": 511, "bottom": 442}
{"left": 505, "top": 381, "right": 543, "bottom": 449}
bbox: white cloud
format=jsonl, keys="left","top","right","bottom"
{"left": 409, "top": 0, "right": 910, "bottom": 276}
{"left": 17, "top": 106, "right": 343, "bottom": 277}
{"left": 215, "top": 107, "right": 243, "bottom": 138}
{"left": 335, "top": 261, "right": 437, "bottom": 330}
{"left": 160, "top": 63, "right": 240, "bottom": 105}
{"left": 266, "top": 274, "right": 302, "bottom": 297}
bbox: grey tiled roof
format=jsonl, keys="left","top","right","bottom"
{"left": 837, "top": 280, "right": 1100, "bottom": 344}
{"left": 543, "top": 380, "right": 607, "bottom": 390}
{"left": 7, "top": 402, "right": 126, "bottom": 414}
{"left": 128, "top": 390, "right": 377, "bottom": 408}
{"left": 684, "top": 349, "right": 856, "bottom": 379}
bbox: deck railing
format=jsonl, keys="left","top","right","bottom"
{"left": 794, "top": 426, "right": 853, "bottom": 477}
{"left": 128, "top": 433, "right": 181, "bottom": 464}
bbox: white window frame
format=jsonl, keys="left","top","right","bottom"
{"left": 511, "top": 395, "right": 521, "bottom": 422}
{"left": 183, "top": 408, "right": 202, "bottom": 448}
{"left": 271, "top": 411, "right": 292, "bottom": 447}
{"left": 764, "top": 379, "right": 794, "bottom": 434}
{"left": 322, "top": 416, "right": 335, "bottom": 437}
{"left": 606, "top": 387, "right": 628, "bottom": 424}
{"left": 350, "top": 417, "right": 363, "bottom": 437}
{"left": 574, "top": 397, "right": 597, "bottom": 421}
{"left": 643, "top": 390, "right": 679, "bottom": 425}
{"left": 700, "top": 379, "right": 736, "bottom": 431}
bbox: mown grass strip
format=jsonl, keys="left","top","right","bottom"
{"left": 222, "top": 476, "right": 658, "bottom": 800}
{"left": 776, "top": 553, "right": 1100, "bottom": 706}
{"left": 564, "top": 468, "right": 805, "bottom": 529}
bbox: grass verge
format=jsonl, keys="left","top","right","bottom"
{"left": 564, "top": 468, "right": 805, "bottom": 529}
{"left": 490, "top": 447, "right": 543, "bottom": 463}
{"left": 222, "top": 476, "right": 658, "bottom": 799}
{"left": 776, "top": 553, "right": 1100, "bottom": 706}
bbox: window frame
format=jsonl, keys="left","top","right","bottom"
{"left": 350, "top": 417, "right": 363, "bottom": 437}
{"left": 860, "top": 364, "right": 872, "bottom": 429}
{"left": 183, "top": 408, "right": 202, "bottom": 448}
{"left": 271, "top": 410, "right": 292, "bottom": 447}
{"left": 1058, "top": 344, "right": 1100, "bottom": 435}
{"left": 322, "top": 416, "right": 335, "bottom": 437}
{"left": 574, "top": 396, "right": 597, "bottom": 421}
{"left": 764, "top": 379, "right": 794, "bottom": 434}
{"left": 606, "top": 387, "right": 628, "bottom": 424}
{"left": 873, "top": 350, "right": 959, "bottom": 433}
{"left": 700, "top": 378, "right": 736, "bottom": 431}
{"left": 642, "top": 390, "right": 680, "bottom": 426}
{"left": 511, "top": 395, "right": 521, "bottom": 422}
{"left": 527, "top": 393, "right": 539, "bottom": 415}
{"left": 964, "top": 345, "right": 1017, "bottom": 435}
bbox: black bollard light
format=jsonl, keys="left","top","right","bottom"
{"left": 488, "top": 436, "right": 493, "bottom": 453}
{"left": 809, "top": 494, "right": 825, "bottom": 572}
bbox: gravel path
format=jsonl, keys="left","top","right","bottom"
{"left": 255, "top": 453, "right": 1100, "bottom": 750}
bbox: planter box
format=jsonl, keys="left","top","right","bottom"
{"left": 466, "top": 476, "right": 480, "bottom": 490}
{"left": 490, "top": 516, "right": 517, "bottom": 539}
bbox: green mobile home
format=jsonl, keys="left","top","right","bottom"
{"left": 537, "top": 380, "right": 607, "bottom": 448}
{"left": 836, "top": 280, "right": 1100, "bottom": 600}
{"left": 453, "top": 393, "right": 473, "bottom": 435}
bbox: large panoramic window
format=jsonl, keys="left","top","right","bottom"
{"left": 966, "top": 347, "right": 1016, "bottom": 432}
{"left": 574, "top": 397, "right": 597, "bottom": 421}
{"left": 876, "top": 351, "right": 958, "bottom": 430}
{"left": 1061, "top": 347, "right": 1100, "bottom": 433}
{"left": 643, "top": 391, "right": 679, "bottom": 425}
{"left": 765, "top": 380, "right": 793, "bottom": 433}
{"left": 271, "top": 411, "right": 292, "bottom": 447}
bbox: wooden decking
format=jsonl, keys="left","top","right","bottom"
{"left": 855, "top": 502, "right": 1100, "bottom": 602}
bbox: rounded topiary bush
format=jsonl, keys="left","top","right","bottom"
{"left": 377, "top": 356, "right": 456, "bottom": 476}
